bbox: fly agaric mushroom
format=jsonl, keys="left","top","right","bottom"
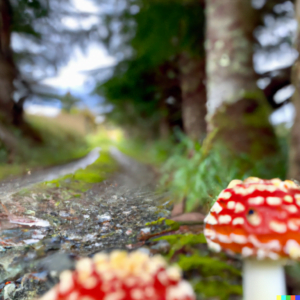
{"left": 39, "top": 250, "right": 195, "bottom": 300}
{"left": 204, "top": 177, "right": 300, "bottom": 300}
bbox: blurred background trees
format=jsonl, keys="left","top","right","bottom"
{"left": 0, "top": 0, "right": 299, "bottom": 206}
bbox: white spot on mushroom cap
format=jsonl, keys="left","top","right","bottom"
{"left": 256, "top": 249, "right": 279, "bottom": 260}
{"left": 227, "top": 201, "right": 235, "bottom": 209}
{"left": 145, "top": 287, "right": 155, "bottom": 298}
{"left": 256, "top": 185, "right": 267, "bottom": 192}
{"left": 166, "top": 266, "right": 181, "bottom": 282}
{"left": 67, "top": 292, "right": 80, "bottom": 300}
{"left": 204, "top": 228, "right": 217, "bottom": 240}
{"left": 204, "top": 214, "right": 218, "bottom": 225}
{"left": 131, "top": 288, "right": 144, "bottom": 300}
{"left": 218, "top": 215, "right": 232, "bottom": 224}
{"left": 283, "top": 205, "right": 298, "bottom": 213}
{"left": 206, "top": 239, "right": 221, "bottom": 252}
{"left": 234, "top": 187, "right": 247, "bottom": 195}
{"left": 81, "top": 276, "right": 98, "bottom": 289}
{"left": 232, "top": 217, "right": 244, "bottom": 225}
{"left": 248, "top": 196, "right": 264, "bottom": 205}
{"left": 227, "top": 179, "right": 243, "bottom": 189}
{"left": 266, "top": 197, "right": 282, "bottom": 206}
{"left": 234, "top": 202, "right": 245, "bottom": 213}
{"left": 104, "top": 291, "right": 126, "bottom": 300}
{"left": 295, "top": 195, "right": 300, "bottom": 206}
{"left": 265, "top": 185, "right": 277, "bottom": 192}
{"left": 284, "top": 195, "right": 293, "bottom": 203}
{"left": 157, "top": 271, "right": 168, "bottom": 286}
{"left": 269, "top": 221, "right": 287, "bottom": 233}
{"left": 219, "top": 191, "right": 232, "bottom": 200}
{"left": 248, "top": 235, "right": 281, "bottom": 251}
{"left": 230, "top": 233, "right": 247, "bottom": 244}
{"left": 242, "top": 247, "right": 254, "bottom": 257}
{"left": 284, "top": 240, "right": 300, "bottom": 259}
{"left": 288, "top": 220, "right": 299, "bottom": 231}
{"left": 257, "top": 249, "right": 267, "bottom": 260}
{"left": 166, "top": 280, "right": 195, "bottom": 300}
{"left": 210, "top": 202, "right": 223, "bottom": 214}
{"left": 59, "top": 270, "right": 74, "bottom": 294}
{"left": 217, "top": 234, "right": 232, "bottom": 243}
{"left": 268, "top": 252, "right": 280, "bottom": 260}
{"left": 39, "top": 289, "right": 58, "bottom": 300}
{"left": 245, "top": 186, "right": 256, "bottom": 194}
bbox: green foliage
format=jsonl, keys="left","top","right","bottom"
{"left": 11, "top": 0, "right": 48, "bottom": 37}
{"left": 193, "top": 281, "right": 242, "bottom": 300}
{"left": 154, "top": 233, "right": 207, "bottom": 256}
{"left": 161, "top": 132, "right": 288, "bottom": 211}
{"left": 116, "top": 137, "right": 174, "bottom": 166}
{"left": 146, "top": 218, "right": 181, "bottom": 231}
{"left": 97, "top": 59, "right": 162, "bottom": 134}
{"left": 0, "top": 115, "right": 88, "bottom": 180}
{"left": 97, "top": 0, "right": 205, "bottom": 135}
{"left": 129, "top": 0, "right": 205, "bottom": 67}
{"left": 44, "top": 151, "right": 117, "bottom": 192}
{"left": 154, "top": 232, "right": 242, "bottom": 300}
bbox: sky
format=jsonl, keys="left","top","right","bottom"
{"left": 43, "top": 44, "right": 115, "bottom": 92}
{"left": 43, "top": 0, "right": 116, "bottom": 92}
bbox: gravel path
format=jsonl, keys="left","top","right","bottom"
{"left": 0, "top": 148, "right": 172, "bottom": 300}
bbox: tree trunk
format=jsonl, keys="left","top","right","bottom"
{"left": 0, "top": 0, "right": 16, "bottom": 123}
{"left": 288, "top": 0, "right": 300, "bottom": 180}
{"left": 179, "top": 52, "right": 207, "bottom": 141}
{"left": 205, "top": 0, "right": 278, "bottom": 159}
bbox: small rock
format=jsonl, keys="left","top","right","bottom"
{"left": 98, "top": 213, "right": 111, "bottom": 222}
{"left": 151, "top": 240, "right": 171, "bottom": 254}
{"left": 83, "top": 233, "right": 97, "bottom": 242}
{"left": 138, "top": 247, "right": 151, "bottom": 255}
{"left": 125, "top": 229, "right": 132, "bottom": 235}
{"left": 147, "top": 207, "right": 157, "bottom": 212}
{"left": 123, "top": 211, "right": 131, "bottom": 215}
{"left": 24, "top": 210, "right": 35, "bottom": 216}
{"left": 140, "top": 227, "right": 151, "bottom": 234}
{"left": 3, "top": 283, "right": 16, "bottom": 300}
{"left": 59, "top": 211, "right": 69, "bottom": 217}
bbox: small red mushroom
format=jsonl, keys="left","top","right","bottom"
{"left": 39, "top": 250, "right": 195, "bottom": 300}
{"left": 204, "top": 177, "right": 300, "bottom": 300}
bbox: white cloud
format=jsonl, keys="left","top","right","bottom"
{"left": 43, "top": 44, "right": 116, "bottom": 90}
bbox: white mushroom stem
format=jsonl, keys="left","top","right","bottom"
{"left": 243, "top": 259, "right": 286, "bottom": 300}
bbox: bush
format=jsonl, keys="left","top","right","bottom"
{"left": 160, "top": 131, "right": 288, "bottom": 212}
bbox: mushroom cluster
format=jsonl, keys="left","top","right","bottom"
{"left": 204, "top": 177, "right": 300, "bottom": 300}
{"left": 39, "top": 250, "right": 195, "bottom": 300}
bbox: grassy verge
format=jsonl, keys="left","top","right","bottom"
{"left": 0, "top": 115, "right": 89, "bottom": 180}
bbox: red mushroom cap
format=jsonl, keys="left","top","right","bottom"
{"left": 39, "top": 250, "right": 195, "bottom": 300}
{"left": 204, "top": 177, "right": 300, "bottom": 260}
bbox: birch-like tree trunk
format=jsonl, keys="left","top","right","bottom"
{"left": 288, "top": 0, "right": 300, "bottom": 180}
{"left": 179, "top": 52, "right": 207, "bottom": 141}
{"left": 205, "top": 0, "right": 278, "bottom": 158}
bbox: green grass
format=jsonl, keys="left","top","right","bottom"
{"left": 0, "top": 115, "right": 89, "bottom": 180}
{"left": 160, "top": 132, "right": 288, "bottom": 212}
